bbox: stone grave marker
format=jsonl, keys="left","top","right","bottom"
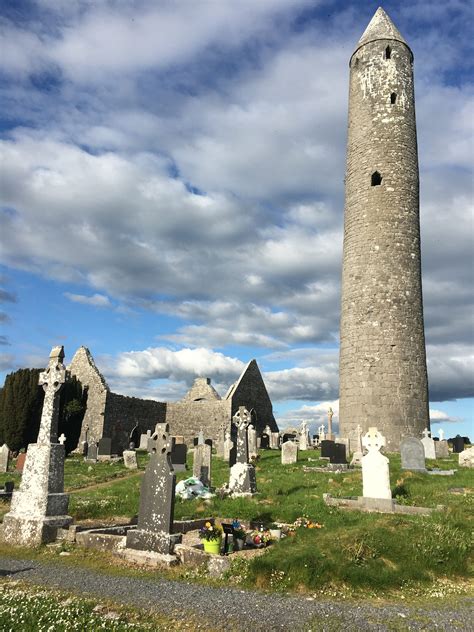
{"left": 271, "top": 432, "right": 280, "bottom": 449}
{"left": 0, "top": 444, "right": 10, "bottom": 473}
{"left": 0, "top": 346, "right": 72, "bottom": 546}
{"left": 330, "top": 443, "right": 347, "bottom": 464}
{"left": 171, "top": 443, "right": 187, "bottom": 472}
{"left": 282, "top": 433, "right": 296, "bottom": 443}
{"left": 15, "top": 452, "right": 27, "bottom": 472}
{"left": 451, "top": 435, "right": 465, "bottom": 453}
{"left": 435, "top": 439, "right": 450, "bottom": 458}
{"left": 247, "top": 425, "right": 258, "bottom": 459}
{"left": 123, "top": 449, "right": 138, "bottom": 470}
{"left": 193, "top": 443, "right": 211, "bottom": 487}
{"left": 281, "top": 440, "right": 298, "bottom": 464}
{"left": 421, "top": 429, "right": 436, "bottom": 460}
{"left": 318, "top": 424, "right": 326, "bottom": 442}
{"left": 229, "top": 407, "right": 257, "bottom": 494}
{"left": 320, "top": 440, "right": 335, "bottom": 458}
{"left": 327, "top": 407, "right": 334, "bottom": 440}
{"left": 299, "top": 421, "right": 309, "bottom": 450}
{"left": 458, "top": 446, "right": 474, "bottom": 468}
{"left": 126, "top": 423, "right": 181, "bottom": 554}
{"left": 361, "top": 427, "right": 391, "bottom": 500}
{"left": 86, "top": 442, "right": 98, "bottom": 462}
{"left": 260, "top": 434, "right": 270, "bottom": 449}
{"left": 223, "top": 430, "right": 234, "bottom": 462}
{"left": 98, "top": 437, "right": 112, "bottom": 461}
{"left": 139, "top": 430, "right": 151, "bottom": 450}
{"left": 438, "top": 429, "right": 445, "bottom": 441}
{"left": 400, "top": 437, "right": 426, "bottom": 471}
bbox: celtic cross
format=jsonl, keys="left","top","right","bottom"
{"left": 37, "top": 346, "right": 66, "bottom": 445}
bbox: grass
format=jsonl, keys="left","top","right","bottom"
{"left": 1, "top": 448, "right": 472, "bottom": 597}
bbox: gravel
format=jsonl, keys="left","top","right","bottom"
{"left": 1, "top": 555, "right": 472, "bottom": 631}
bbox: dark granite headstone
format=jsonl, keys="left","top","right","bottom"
{"left": 450, "top": 436, "right": 465, "bottom": 453}
{"left": 330, "top": 443, "right": 347, "bottom": 464}
{"left": 204, "top": 439, "right": 213, "bottom": 449}
{"left": 86, "top": 443, "right": 98, "bottom": 461}
{"left": 171, "top": 444, "right": 188, "bottom": 472}
{"left": 98, "top": 437, "right": 112, "bottom": 457}
{"left": 320, "top": 440, "right": 336, "bottom": 458}
{"left": 282, "top": 433, "right": 296, "bottom": 443}
{"left": 260, "top": 434, "right": 270, "bottom": 449}
{"left": 126, "top": 423, "right": 181, "bottom": 554}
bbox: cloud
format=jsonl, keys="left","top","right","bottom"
{"left": 426, "top": 344, "right": 474, "bottom": 401}
{"left": 64, "top": 292, "right": 111, "bottom": 308}
{"left": 0, "top": 353, "right": 14, "bottom": 372}
{"left": 429, "top": 408, "right": 461, "bottom": 425}
{"left": 0, "top": 289, "right": 17, "bottom": 303}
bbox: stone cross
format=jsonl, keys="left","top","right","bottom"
{"left": 233, "top": 406, "right": 251, "bottom": 464}
{"left": 362, "top": 427, "right": 386, "bottom": 453}
{"left": 318, "top": 424, "right": 325, "bottom": 442}
{"left": 197, "top": 429, "right": 205, "bottom": 445}
{"left": 327, "top": 408, "right": 334, "bottom": 436}
{"left": 58, "top": 434, "right": 66, "bottom": 445}
{"left": 37, "top": 346, "right": 66, "bottom": 445}
{"left": 422, "top": 428, "right": 431, "bottom": 440}
{"left": 438, "top": 429, "right": 445, "bottom": 441}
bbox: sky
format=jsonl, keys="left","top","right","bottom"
{"left": 0, "top": 0, "right": 473, "bottom": 438}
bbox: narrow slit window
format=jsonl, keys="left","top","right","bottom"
{"left": 390, "top": 92, "right": 397, "bottom": 104}
{"left": 385, "top": 45, "right": 391, "bottom": 59}
{"left": 371, "top": 171, "right": 382, "bottom": 186}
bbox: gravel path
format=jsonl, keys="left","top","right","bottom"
{"left": 1, "top": 556, "right": 472, "bottom": 631}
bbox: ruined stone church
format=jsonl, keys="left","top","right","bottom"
{"left": 68, "top": 347, "right": 278, "bottom": 453}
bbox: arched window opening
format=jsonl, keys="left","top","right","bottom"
{"left": 385, "top": 45, "right": 391, "bottom": 59}
{"left": 390, "top": 92, "right": 397, "bottom": 104}
{"left": 371, "top": 171, "right": 382, "bottom": 186}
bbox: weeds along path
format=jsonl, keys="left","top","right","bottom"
{"left": 66, "top": 470, "right": 143, "bottom": 494}
{"left": 1, "top": 556, "right": 472, "bottom": 632}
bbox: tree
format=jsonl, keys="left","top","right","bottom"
{"left": 0, "top": 369, "right": 86, "bottom": 453}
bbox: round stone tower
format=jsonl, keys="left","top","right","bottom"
{"left": 338, "top": 7, "right": 430, "bottom": 451}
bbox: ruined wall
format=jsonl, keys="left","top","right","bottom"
{"left": 165, "top": 400, "right": 232, "bottom": 446}
{"left": 227, "top": 360, "right": 278, "bottom": 434}
{"left": 339, "top": 11, "right": 430, "bottom": 450}
{"left": 68, "top": 347, "right": 108, "bottom": 445}
{"left": 104, "top": 392, "right": 166, "bottom": 454}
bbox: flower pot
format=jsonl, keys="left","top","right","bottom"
{"left": 269, "top": 528, "right": 281, "bottom": 540}
{"left": 203, "top": 537, "right": 222, "bottom": 555}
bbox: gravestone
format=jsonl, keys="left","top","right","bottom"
{"left": 247, "top": 425, "right": 258, "bottom": 459}
{"left": 318, "top": 424, "right": 326, "bottom": 442}
{"left": 229, "top": 407, "right": 257, "bottom": 494}
{"left": 438, "top": 428, "right": 445, "bottom": 441}
{"left": 0, "top": 444, "right": 10, "bottom": 473}
{"left": 193, "top": 443, "right": 211, "bottom": 487}
{"left": 223, "top": 430, "right": 234, "bottom": 462}
{"left": 15, "top": 453, "right": 26, "bottom": 472}
{"left": 216, "top": 425, "right": 226, "bottom": 458}
{"left": 80, "top": 440, "right": 88, "bottom": 456}
{"left": 195, "top": 430, "right": 205, "bottom": 446}
{"left": 86, "top": 443, "right": 98, "bottom": 462}
{"left": 320, "top": 440, "right": 335, "bottom": 458}
{"left": 330, "top": 443, "right": 347, "bottom": 464}
{"left": 139, "top": 430, "right": 151, "bottom": 450}
{"left": 260, "top": 434, "right": 270, "bottom": 449}
{"left": 123, "top": 450, "right": 138, "bottom": 470}
{"left": 451, "top": 436, "right": 465, "bottom": 453}
{"left": 400, "top": 437, "right": 426, "bottom": 471}
{"left": 126, "top": 423, "right": 181, "bottom": 554}
{"left": 435, "top": 440, "right": 450, "bottom": 458}
{"left": 421, "top": 429, "right": 436, "bottom": 460}
{"left": 205, "top": 439, "right": 213, "bottom": 449}
{"left": 98, "top": 437, "right": 112, "bottom": 461}
{"left": 281, "top": 440, "right": 298, "bottom": 465}
{"left": 282, "top": 433, "right": 296, "bottom": 443}
{"left": 458, "top": 446, "right": 474, "bottom": 468}
{"left": 271, "top": 432, "right": 280, "bottom": 449}
{"left": 0, "top": 346, "right": 72, "bottom": 546}
{"left": 327, "top": 407, "right": 334, "bottom": 441}
{"left": 299, "top": 421, "right": 309, "bottom": 450}
{"left": 361, "top": 427, "right": 391, "bottom": 500}
{"left": 171, "top": 443, "right": 187, "bottom": 472}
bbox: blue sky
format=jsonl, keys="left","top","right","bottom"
{"left": 0, "top": 0, "right": 473, "bottom": 438}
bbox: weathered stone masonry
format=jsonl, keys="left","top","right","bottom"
{"left": 339, "top": 8, "right": 430, "bottom": 450}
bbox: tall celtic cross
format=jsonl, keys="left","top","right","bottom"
{"left": 37, "top": 346, "right": 66, "bottom": 445}
{"left": 153, "top": 423, "right": 172, "bottom": 456}
{"left": 233, "top": 406, "right": 251, "bottom": 464}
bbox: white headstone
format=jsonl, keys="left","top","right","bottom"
{"left": 299, "top": 421, "right": 309, "bottom": 450}
{"left": 123, "top": 450, "right": 138, "bottom": 470}
{"left": 361, "top": 427, "right": 391, "bottom": 500}
{"left": 0, "top": 444, "right": 10, "bottom": 473}
{"left": 281, "top": 440, "right": 298, "bottom": 465}
{"left": 421, "top": 428, "right": 436, "bottom": 460}
{"left": 247, "top": 425, "right": 258, "bottom": 459}
{"left": 458, "top": 446, "right": 474, "bottom": 468}
{"left": 438, "top": 428, "right": 445, "bottom": 441}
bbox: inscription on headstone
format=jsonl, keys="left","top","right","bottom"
{"left": 400, "top": 437, "right": 426, "bottom": 471}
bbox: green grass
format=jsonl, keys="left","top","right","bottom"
{"left": 1, "top": 448, "right": 472, "bottom": 596}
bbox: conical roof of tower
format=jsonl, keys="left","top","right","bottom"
{"left": 181, "top": 377, "right": 221, "bottom": 402}
{"left": 356, "top": 7, "right": 409, "bottom": 51}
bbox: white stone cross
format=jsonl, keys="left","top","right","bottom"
{"left": 362, "top": 427, "right": 386, "bottom": 453}
{"left": 58, "top": 433, "right": 66, "bottom": 445}
{"left": 439, "top": 429, "right": 445, "bottom": 441}
{"left": 37, "top": 346, "right": 67, "bottom": 445}
{"left": 233, "top": 406, "right": 251, "bottom": 430}
{"left": 422, "top": 428, "right": 431, "bottom": 439}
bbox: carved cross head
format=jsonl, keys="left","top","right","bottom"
{"left": 422, "top": 428, "right": 431, "bottom": 439}
{"left": 58, "top": 433, "right": 66, "bottom": 445}
{"left": 362, "top": 427, "right": 386, "bottom": 452}
{"left": 438, "top": 429, "right": 445, "bottom": 441}
{"left": 153, "top": 423, "right": 172, "bottom": 455}
{"left": 233, "top": 406, "right": 251, "bottom": 429}
{"left": 39, "top": 345, "right": 66, "bottom": 394}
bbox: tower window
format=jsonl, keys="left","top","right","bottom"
{"left": 385, "top": 45, "right": 391, "bottom": 59}
{"left": 390, "top": 92, "right": 397, "bottom": 104}
{"left": 371, "top": 171, "right": 382, "bottom": 186}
